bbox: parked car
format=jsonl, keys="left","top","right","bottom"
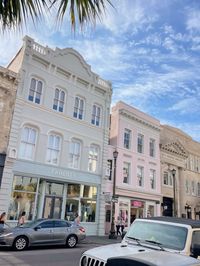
{"left": 0, "top": 218, "right": 86, "bottom": 251}
{"left": 79, "top": 217, "right": 200, "bottom": 266}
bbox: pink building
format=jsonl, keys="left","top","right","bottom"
{"left": 105, "top": 101, "right": 161, "bottom": 233}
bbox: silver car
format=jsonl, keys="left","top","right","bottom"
{"left": 0, "top": 219, "right": 86, "bottom": 251}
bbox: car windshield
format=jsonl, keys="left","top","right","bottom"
{"left": 126, "top": 220, "right": 188, "bottom": 251}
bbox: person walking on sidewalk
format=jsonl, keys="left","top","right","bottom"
{"left": 120, "top": 217, "right": 125, "bottom": 236}
{"left": 115, "top": 216, "right": 121, "bottom": 236}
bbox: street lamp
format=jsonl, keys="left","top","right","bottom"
{"left": 172, "top": 169, "right": 176, "bottom": 217}
{"left": 109, "top": 149, "right": 118, "bottom": 239}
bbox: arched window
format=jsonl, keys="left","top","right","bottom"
{"left": 46, "top": 134, "right": 61, "bottom": 165}
{"left": 19, "top": 126, "right": 37, "bottom": 160}
{"left": 88, "top": 145, "right": 99, "bottom": 173}
{"left": 91, "top": 104, "right": 101, "bottom": 126}
{"left": 73, "top": 96, "right": 84, "bottom": 120}
{"left": 69, "top": 139, "right": 81, "bottom": 169}
{"left": 28, "top": 78, "right": 43, "bottom": 104}
{"left": 53, "top": 88, "right": 65, "bottom": 112}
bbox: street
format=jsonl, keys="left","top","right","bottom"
{"left": 0, "top": 243, "right": 100, "bottom": 266}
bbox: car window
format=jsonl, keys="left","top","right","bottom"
{"left": 39, "top": 221, "right": 54, "bottom": 229}
{"left": 54, "top": 220, "right": 70, "bottom": 228}
{"left": 192, "top": 231, "right": 200, "bottom": 245}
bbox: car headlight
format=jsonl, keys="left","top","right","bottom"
{"left": 1, "top": 233, "right": 13, "bottom": 237}
{"left": 80, "top": 256, "right": 87, "bottom": 266}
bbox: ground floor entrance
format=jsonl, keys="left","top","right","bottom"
{"left": 43, "top": 196, "right": 62, "bottom": 219}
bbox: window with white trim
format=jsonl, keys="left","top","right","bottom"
{"left": 73, "top": 96, "right": 84, "bottom": 120}
{"left": 69, "top": 140, "right": 81, "bottom": 169}
{"left": 137, "top": 166, "right": 144, "bottom": 187}
{"left": 150, "top": 169, "right": 156, "bottom": 189}
{"left": 28, "top": 78, "right": 43, "bottom": 104}
{"left": 192, "top": 181, "right": 196, "bottom": 196}
{"left": 124, "top": 129, "right": 131, "bottom": 149}
{"left": 197, "top": 183, "right": 200, "bottom": 196}
{"left": 163, "top": 171, "right": 172, "bottom": 186}
{"left": 46, "top": 134, "right": 61, "bottom": 165}
{"left": 185, "top": 180, "right": 190, "bottom": 194}
{"left": 88, "top": 145, "right": 99, "bottom": 173}
{"left": 123, "top": 162, "right": 130, "bottom": 184}
{"left": 149, "top": 138, "right": 156, "bottom": 157}
{"left": 91, "top": 104, "right": 101, "bottom": 126}
{"left": 19, "top": 126, "right": 37, "bottom": 160}
{"left": 53, "top": 88, "right": 65, "bottom": 112}
{"left": 137, "top": 134, "right": 144, "bottom": 153}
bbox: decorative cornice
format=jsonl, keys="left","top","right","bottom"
{"left": 160, "top": 141, "right": 188, "bottom": 158}
{"left": 0, "top": 66, "right": 18, "bottom": 84}
{"left": 119, "top": 109, "right": 160, "bottom": 132}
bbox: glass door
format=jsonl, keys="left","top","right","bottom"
{"left": 43, "top": 196, "right": 62, "bottom": 219}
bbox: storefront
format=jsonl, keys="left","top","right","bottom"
{"left": 6, "top": 160, "right": 101, "bottom": 235}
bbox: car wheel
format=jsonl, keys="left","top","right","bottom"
{"left": 66, "top": 235, "right": 77, "bottom": 248}
{"left": 13, "top": 236, "right": 28, "bottom": 251}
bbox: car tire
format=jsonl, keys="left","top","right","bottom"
{"left": 13, "top": 236, "right": 28, "bottom": 251}
{"left": 66, "top": 235, "right": 78, "bottom": 248}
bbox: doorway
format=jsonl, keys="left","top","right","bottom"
{"left": 43, "top": 196, "right": 62, "bottom": 219}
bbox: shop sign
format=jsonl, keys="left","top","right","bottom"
{"left": 131, "top": 200, "right": 143, "bottom": 208}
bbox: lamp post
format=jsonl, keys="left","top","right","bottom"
{"left": 172, "top": 169, "right": 176, "bottom": 217}
{"left": 109, "top": 149, "right": 118, "bottom": 239}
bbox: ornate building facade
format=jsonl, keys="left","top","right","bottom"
{"left": 0, "top": 36, "right": 112, "bottom": 235}
{"left": 160, "top": 125, "right": 200, "bottom": 219}
{"left": 0, "top": 67, "right": 18, "bottom": 212}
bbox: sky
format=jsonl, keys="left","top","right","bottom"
{"left": 0, "top": 0, "right": 200, "bottom": 141}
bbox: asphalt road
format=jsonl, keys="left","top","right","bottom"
{"left": 0, "top": 243, "right": 100, "bottom": 266}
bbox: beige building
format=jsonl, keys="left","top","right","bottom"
{"left": 160, "top": 125, "right": 200, "bottom": 219}
{"left": 0, "top": 67, "right": 17, "bottom": 191}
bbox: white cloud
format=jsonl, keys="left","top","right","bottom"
{"left": 169, "top": 97, "right": 200, "bottom": 114}
{"left": 186, "top": 8, "right": 200, "bottom": 32}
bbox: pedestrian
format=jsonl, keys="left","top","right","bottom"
{"left": 0, "top": 212, "right": 6, "bottom": 225}
{"left": 120, "top": 217, "right": 125, "bottom": 235}
{"left": 74, "top": 213, "right": 80, "bottom": 225}
{"left": 115, "top": 216, "right": 121, "bottom": 236}
{"left": 18, "top": 211, "right": 26, "bottom": 226}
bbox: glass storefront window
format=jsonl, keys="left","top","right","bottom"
{"left": 8, "top": 191, "right": 36, "bottom": 220}
{"left": 65, "top": 199, "right": 79, "bottom": 221}
{"left": 119, "top": 201, "right": 129, "bottom": 227}
{"left": 12, "top": 176, "right": 37, "bottom": 192}
{"left": 67, "top": 184, "right": 80, "bottom": 198}
{"left": 65, "top": 184, "right": 97, "bottom": 223}
{"left": 46, "top": 182, "right": 63, "bottom": 196}
{"left": 80, "top": 199, "right": 96, "bottom": 222}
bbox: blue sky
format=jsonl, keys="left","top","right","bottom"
{"left": 1, "top": 0, "right": 200, "bottom": 141}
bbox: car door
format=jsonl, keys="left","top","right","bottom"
{"left": 31, "top": 220, "right": 55, "bottom": 245}
{"left": 53, "top": 220, "right": 71, "bottom": 244}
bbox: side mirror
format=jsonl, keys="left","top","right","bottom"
{"left": 34, "top": 226, "right": 42, "bottom": 231}
{"left": 191, "top": 243, "right": 200, "bottom": 258}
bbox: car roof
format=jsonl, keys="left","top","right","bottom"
{"left": 139, "top": 216, "right": 200, "bottom": 228}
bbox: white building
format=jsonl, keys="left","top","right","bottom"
{"left": 0, "top": 36, "right": 112, "bottom": 235}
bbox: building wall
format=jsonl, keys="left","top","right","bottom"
{"left": 160, "top": 125, "right": 200, "bottom": 219}
{"left": 105, "top": 101, "right": 161, "bottom": 233}
{"left": 1, "top": 36, "right": 112, "bottom": 235}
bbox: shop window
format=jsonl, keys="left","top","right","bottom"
{"left": 7, "top": 176, "right": 38, "bottom": 221}
{"left": 65, "top": 184, "right": 97, "bottom": 222}
{"left": 45, "top": 182, "right": 63, "bottom": 196}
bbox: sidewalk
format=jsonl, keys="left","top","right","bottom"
{"left": 82, "top": 235, "right": 122, "bottom": 245}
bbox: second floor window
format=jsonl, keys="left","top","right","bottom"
{"left": 69, "top": 140, "right": 81, "bottom": 169}
{"left": 137, "top": 134, "right": 144, "bottom": 153}
{"left": 137, "top": 166, "right": 144, "bottom": 187}
{"left": 124, "top": 129, "right": 131, "bottom": 149}
{"left": 163, "top": 171, "right": 172, "bottom": 186}
{"left": 28, "top": 78, "right": 43, "bottom": 104}
{"left": 150, "top": 169, "right": 156, "bottom": 189}
{"left": 198, "top": 183, "right": 200, "bottom": 196}
{"left": 185, "top": 180, "right": 190, "bottom": 194}
{"left": 46, "top": 134, "right": 61, "bottom": 165}
{"left": 88, "top": 145, "right": 99, "bottom": 172}
{"left": 53, "top": 89, "right": 65, "bottom": 112}
{"left": 123, "top": 162, "right": 130, "bottom": 184}
{"left": 192, "top": 181, "right": 196, "bottom": 195}
{"left": 91, "top": 104, "right": 101, "bottom": 126}
{"left": 149, "top": 139, "right": 155, "bottom": 157}
{"left": 19, "top": 126, "right": 37, "bottom": 160}
{"left": 73, "top": 97, "right": 84, "bottom": 120}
